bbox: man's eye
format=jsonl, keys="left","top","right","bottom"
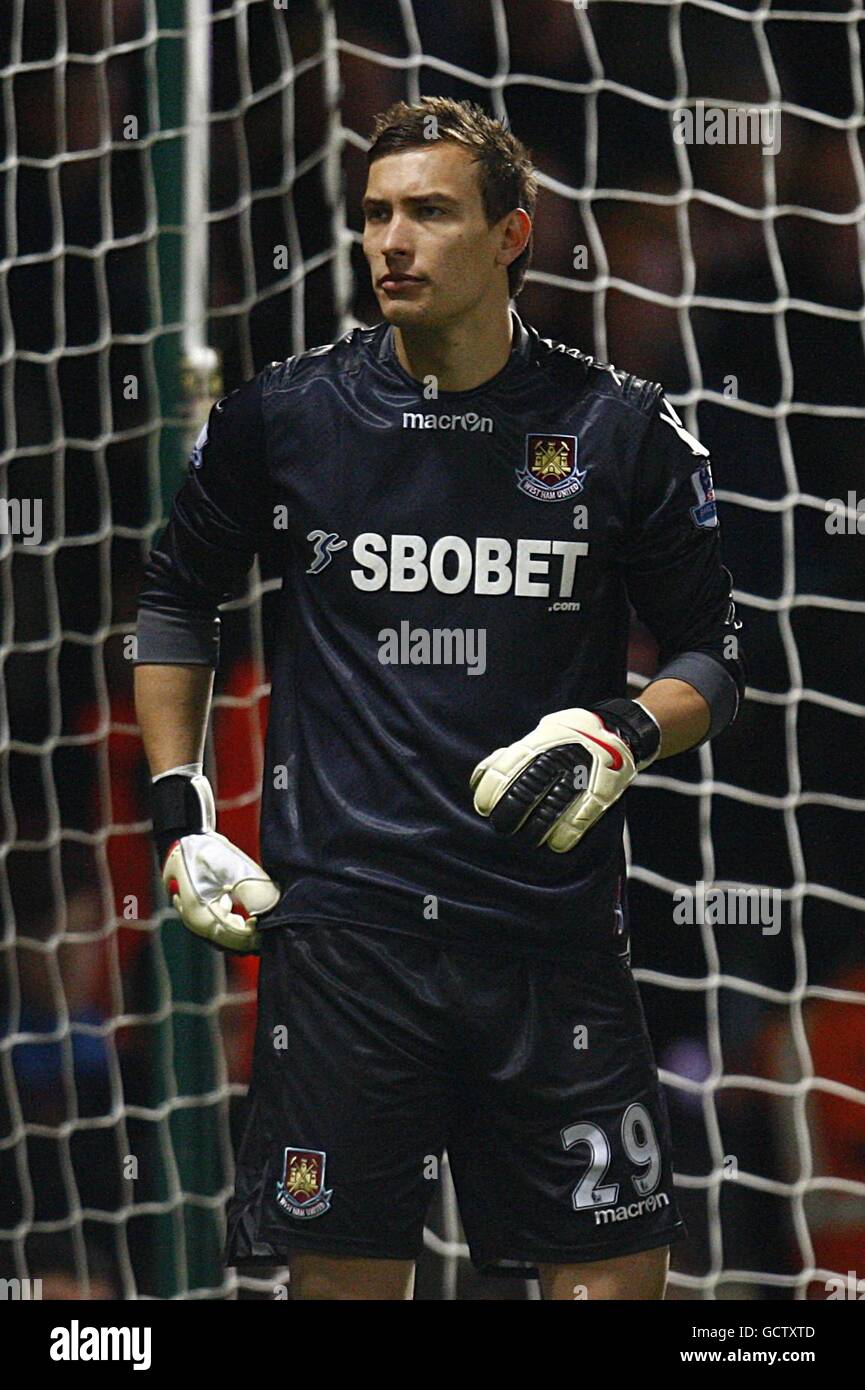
{"left": 365, "top": 208, "right": 388, "bottom": 222}
{"left": 418, "top": 205, "right": 443, "bottom": 218}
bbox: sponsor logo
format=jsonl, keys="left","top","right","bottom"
{"left": 275, "top": 1147, "right": 333, "bottom": 1219}
{"left": 306, "top": 528, "right": 347, "bottom": 574}
{"left": 402, "top": 411, "right": 493, "bottom": 432}
{"left": 517, "top": 434, "right": 586, "bottom": 502}
{"left": 351, "top": 533, "right": 588, "bottom": 599}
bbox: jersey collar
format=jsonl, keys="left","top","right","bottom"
{"left": 375, "top": 309, "right": 533, "bottom": 398}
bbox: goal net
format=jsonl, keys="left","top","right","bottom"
{"left": 2, "top": 0, "right": 863, "bottom": 1300}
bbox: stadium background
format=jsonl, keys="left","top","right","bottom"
{"left": 1, "top": 0, "right": 864, "bottom": 1299}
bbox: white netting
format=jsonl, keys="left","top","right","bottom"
{"left": 1, "top": 0, "right": 863, "bottom": 1300}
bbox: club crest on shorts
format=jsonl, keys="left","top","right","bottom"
{"left": 275, "top": 1147, "right": 333, "bottom": 1219}
{"left": 517, "top": 434, "right": 586, "bottom": 502}
{"left": 689, "top": 463, "right": 718, "bottom": 528}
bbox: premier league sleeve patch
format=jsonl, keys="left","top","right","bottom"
{"left": 689, "top": 462, "right": 719, "bottom": 529}
{"left": 275, "top": 1147, "right": 333, "bottom": 1219}
{"left": 517, "top": 434, "right": 586, "bottom": 502}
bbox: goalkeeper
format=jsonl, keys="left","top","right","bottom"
{"left": 135, "top": 97, "right": 745, "bottom": 1301}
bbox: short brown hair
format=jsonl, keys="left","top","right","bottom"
{"left": 367, "top": 97, "right": 537, "bottom": 297}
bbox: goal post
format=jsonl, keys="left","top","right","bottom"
{"left": 1, "top": 0, "right": 863, "bottom": 1302}
{"left": 148, "top": 0, "right": 228, "bottom": 1299}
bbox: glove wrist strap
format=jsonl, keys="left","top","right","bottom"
{"left": 151, "top": 773, "right": 216, "bottom": 864}
{"left": 592, "top": 698, "right": 661, "bottom": 771}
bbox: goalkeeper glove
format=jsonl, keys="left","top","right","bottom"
{"left": 470, "top": 698, "right": 661, "bottom": 853}
{"left": 150, "top": 766, "right": 280, "bottom": 954}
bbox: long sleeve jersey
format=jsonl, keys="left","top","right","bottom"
{"left": 137, "top": 311, "right": 745, "bottom": 960}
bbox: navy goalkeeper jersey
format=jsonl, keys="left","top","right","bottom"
{"left": 138, "top": 312, "right": 744, "bottom": 959}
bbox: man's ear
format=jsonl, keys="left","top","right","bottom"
{"left": 496, "top": 207, "right": 532, "bottom": 271}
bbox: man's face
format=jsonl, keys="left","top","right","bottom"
{"left": 362, "top": 142, "right": 511, "bottom": 327}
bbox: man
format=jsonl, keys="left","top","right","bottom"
{"left": 135, "top": 97, "right": 745, "bottom": 1300}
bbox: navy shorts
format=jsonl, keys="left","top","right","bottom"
{"left": 225, "top": 924, "right": 686, "bottom": 1274}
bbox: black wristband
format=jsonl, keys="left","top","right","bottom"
{"left": 591, "top": 698, "right": 661, "bottom": 769}
{"left": 151, "top": 774, "right": 208, "bottom": 865}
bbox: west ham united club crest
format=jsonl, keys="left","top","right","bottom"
{"left": 517, "top": 434, "right": 586, "bottom": 502}
{"left": 275, "top": 1147, "right": 333, "bottom": 1219}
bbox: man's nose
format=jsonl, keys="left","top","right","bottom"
{"left": 381, "top": 213, "right": 412, "bottom": 257}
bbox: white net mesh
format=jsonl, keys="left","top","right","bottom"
{"left": 2, "top": 0, "right": 863, "bottom": 1300}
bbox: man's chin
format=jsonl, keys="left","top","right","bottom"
{"left": 378, "top": 296, "right": 458, "bottom": 330}
{"left": 377, "top": 296, "right": 432, "bottom": 326}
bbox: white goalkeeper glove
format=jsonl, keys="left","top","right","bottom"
{"left": 470, "top": 698, "right": 661, "bottom": 853}
{"left": 151, "top": 765, "right": 280, "bottom": 954}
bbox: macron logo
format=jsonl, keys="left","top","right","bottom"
{"left": 402, "top": 411, "right": 493, "bottom": 433}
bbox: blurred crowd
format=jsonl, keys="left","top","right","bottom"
{"left": 1, "top": 0, "right": 863, "bottom": 1299}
